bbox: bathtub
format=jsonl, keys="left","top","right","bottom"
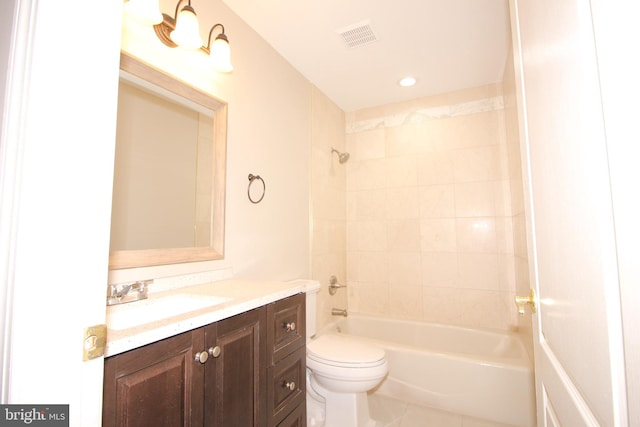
{"left": 318, "top": 315, "right": 536, "bottom": 427}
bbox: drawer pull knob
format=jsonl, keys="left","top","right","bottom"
{"left": 208, "top": 346, "right": 221, "bottom": 358}
{"left": 194, "top": 351, "right": 209, "bottom": 364}
{"left": 284, "top": 322, "right": 296, "bottom": 332}
{"left": 283, "top": 381, "right": 296, "bottom": 391}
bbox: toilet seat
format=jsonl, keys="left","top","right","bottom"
{"left": 307, "top": 334, "right": 385, "bottom": 368}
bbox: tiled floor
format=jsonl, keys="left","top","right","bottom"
{"left": 368, "top": 394, "right": 517, "bottom": 427}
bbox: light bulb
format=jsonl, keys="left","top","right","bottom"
{"left": 210, "top": 36, "right": 233, "bottom": 72}
{"left": 170, "top": 5, "right": 203, "bottom": 50}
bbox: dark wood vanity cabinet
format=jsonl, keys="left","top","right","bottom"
{"left": 103, "top": 294, "right": 306, "bottom": 427}
{"left": 102, "top": 327, "right": 205, "bottom": 427}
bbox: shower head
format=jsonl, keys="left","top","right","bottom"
{"left": 331, "top": 148, "right": 350, "bottom": 164}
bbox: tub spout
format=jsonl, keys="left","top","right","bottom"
{"left": 331, "top": 308, "right": 348, "bottom": 317}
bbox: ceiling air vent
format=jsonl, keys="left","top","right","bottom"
{"left": 337, "top": 21, "right": 378, "bottom": 49}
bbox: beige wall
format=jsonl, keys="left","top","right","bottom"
{"left": 115, "top": 0, "right": 312, "bottom": 282}
{"left": 310, "top": 86, "right": 348, "bottom": 330}
{"left": 345, "top": 84, "right": 527, "bottom": 332}
{"left": 116, "top": 1, "right": 531, "bottom": 337}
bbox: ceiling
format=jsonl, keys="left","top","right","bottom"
{"left": 222, "top": 0, "right": 512, "bottom": 112}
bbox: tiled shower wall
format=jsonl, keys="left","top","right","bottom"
{"left": 310, "top": 86, "right": 348, "bottom": 330}
{"left": 344, "top": 84, "right": 525, "bottom": 331}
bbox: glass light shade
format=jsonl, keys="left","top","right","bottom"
{"left": 210, "top": 37, "right": 233, "bottom": 73}
{"left": 124, "top": 0, "right": 163, "bottom": 25}
{"left": 170, "top": 6, "right": 203, "bottom": 50}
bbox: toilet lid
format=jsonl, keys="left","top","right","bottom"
{"left": 307, "top": 334, "right": 385, "bottom": 366}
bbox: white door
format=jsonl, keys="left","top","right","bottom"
{"left": 509, "top": 0, "right": 628, "bottom": 425}
{"left": 1, "top": 1, "right": 122, "bottom": 425}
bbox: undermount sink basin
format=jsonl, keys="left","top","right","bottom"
{"left": 107, "top": 293, "right": 230, "bottom": 330}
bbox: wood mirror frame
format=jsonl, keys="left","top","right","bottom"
{"left": 109, "top": 52, "right": 226, "bottom": 270}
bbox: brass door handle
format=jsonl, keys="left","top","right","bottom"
{"left": 515, "top": 289, "right": 537, "bottom": 316}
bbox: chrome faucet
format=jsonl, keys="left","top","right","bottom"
{"left": 331, "top": 308, "right": 348, "bottom": 317}
{"left": 107, "top": 280, "right": 150, "bottom": 306}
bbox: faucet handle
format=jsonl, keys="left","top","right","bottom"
{"left": 131, "top": 280, "right": 150, "bottom": 297}
{"left": 328, "top": 275, "right": 347, "bottom": 295}
{"left": 106, "top": 280, "right": 151, "bottom": 305}
{"left": 107, "top": 283, "right": 127, "bottom": 299}
{"left": 107, "top": 283, "right": 117, "bottom": 298}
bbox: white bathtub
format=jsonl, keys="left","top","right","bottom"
{"left": 319, "top": 315, "right": 536, "bottom": 427}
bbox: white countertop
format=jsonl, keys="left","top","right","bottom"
{"left": 105, "top": 278, "right": 318, "bottom": 357}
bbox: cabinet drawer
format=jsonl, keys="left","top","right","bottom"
{"left": 276, "top": 402, "right": 305, "bottom": 427}
{"left": 267, "top": 293, "right": 305, "bottom": 363}
{"left": 267, "top": 347, "right": 306, "bottom": 427}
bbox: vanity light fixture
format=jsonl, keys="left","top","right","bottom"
{"left": 152, "top": 0, "right": 203, "bottom": 50}
{"left": 205, "top": 24, "right": 233, "bottom": 73}
{"left": 129, "top": 0, "right": 234, "bottom": 72}
{"left": 169, "top": 1, "right": 203, "bottom": 49}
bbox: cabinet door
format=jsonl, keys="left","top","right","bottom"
{"left": 103, "top": 328, "right": 205, "bottom": 427}
{"left": 204, "top": 307, "right": 267, "bottom": 427}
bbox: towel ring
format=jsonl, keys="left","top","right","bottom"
{"left": 247, "top": 174, "right": 266, "bottom": 204}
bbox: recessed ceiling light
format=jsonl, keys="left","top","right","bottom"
{"left": 399, "top": 76, "right": 416, "bottom": 87}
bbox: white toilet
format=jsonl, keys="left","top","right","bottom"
{"left": 305, "top": 284, "right": 388, "bottom": 427}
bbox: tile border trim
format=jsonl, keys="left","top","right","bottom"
{"left": 346, "top": 96, "right": 504, "bottom": 134}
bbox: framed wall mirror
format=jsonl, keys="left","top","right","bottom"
{"left": 109, "top": 52, "right": 227, "bottom": 270}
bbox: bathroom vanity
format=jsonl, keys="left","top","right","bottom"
{"left": 105, "top": 52, "right": 311, "bottom": 426}
{"left": 102, "top": 279, "right": 311, "bottom": 427}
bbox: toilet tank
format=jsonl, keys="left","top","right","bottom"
{"left": 288, "top": 279, "right": 321, "bottom": 342}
